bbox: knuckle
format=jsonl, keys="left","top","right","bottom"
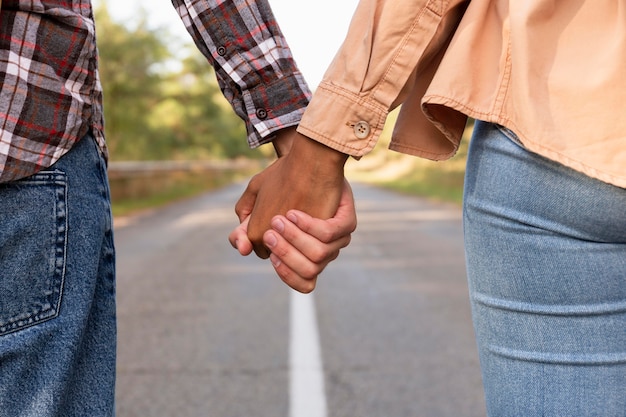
{"left": 309, "top": 246, "right": 332, "bottom": 264}
{"left": 277, "top": 267, "right": 318, "bottom": 293}
{"left": 335, "top": 235, "right": 351, "bottom": 250}
{"left": 318, "top": 230, "right": 334, "bottom": 243}
{"left": 273, "top": 243, "right": 289, "bottom": 258}
{"left": 234, "top": 201, "right": 245, "bottom": 217}
{"left": 248, "top": 172, "right": 262, "bottom": 187}
{"left": 301, "top": 263, "right": 322, "bottom": 280}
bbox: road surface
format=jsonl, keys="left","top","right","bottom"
{"left": 114, "top": 182, "right": 486, "bottom": 417}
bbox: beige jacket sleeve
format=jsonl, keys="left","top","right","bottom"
{"left": 297, "top": 0, "right": 468, "bottom": 158}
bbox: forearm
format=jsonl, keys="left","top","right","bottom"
{"left": 298, "top": 0, "right": 464, "bottom": 157}
{"left": 171, "top": 0, "right": 311, "bottom": 146}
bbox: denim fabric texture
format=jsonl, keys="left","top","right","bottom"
{"left": 0, "top": 134, "right": 116, "bottom": 416}
{"left": 464, "top": 121, "right": 626, "bottom": 416}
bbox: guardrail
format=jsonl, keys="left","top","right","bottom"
{"left": 108, "top": 159, "right": 265, "bottom": 177}
{"left": 107, "top": 159, "right": 266, "bottom": 202}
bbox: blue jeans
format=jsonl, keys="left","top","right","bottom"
{"left": 464, "top": 121, "right": 626, "bottom": 416}
{"left": 0, "top": 134, "right": 116, "bottom": 416}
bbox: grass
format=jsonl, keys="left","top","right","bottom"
{"left": 111, "top": 178, "right": 218, "bottom": 217}
{"left": 380, "top": 166, "right": 465, "bottom": 205}
{"left": 109, "top": 166, "right": 258, "bottom": 218}
{"left": 345, "top": 117, "right": 473, "bottom": 206}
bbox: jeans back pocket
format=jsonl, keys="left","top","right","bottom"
{"left": 0, "top": 170, "right": 68, "bottom": 336}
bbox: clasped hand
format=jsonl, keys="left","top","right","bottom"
{"left": 228, "top": 129, "right": 354, "bottom": 293}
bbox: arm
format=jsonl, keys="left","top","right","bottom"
{"left": 240, "top": 0, "right": 467, "bottom": 264}
{"left": 171, "top": 0, "right": 355, "bottom": 287}
{"left": 170, "top": 0, "right": 311, "bottom": 147}
{"left": 238, "top": 0, "right": 447, "bottom": 257}
{"left": 236, "top": 129, "right": 349, "bottom": 259}
{"left": 298, "top": 0, "right": 468, "bottom": 157}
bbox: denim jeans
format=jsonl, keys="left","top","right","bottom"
{"left": 464, "top": 121, "right": 626, "bottom": 416}
{"left": 0, "top": 134, "right": 116, "bottom": 416}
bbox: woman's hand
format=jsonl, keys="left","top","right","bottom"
{"left": 229, "top": 180, "right": 356, "bottom": 293}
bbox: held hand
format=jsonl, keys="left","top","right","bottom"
{"left": 235, "top": 131, "right": 348, "bottom": 259}
{"left": 263, "top": 180, "right": 356, "bottom": 293}
{"left": 228, "top": 215, "right": 254, "bottom": 256}
{"left": 228, "top": 180, "right": 357, "bottom": 293}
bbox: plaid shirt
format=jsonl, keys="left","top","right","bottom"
{"left": 0, "top": 0, "right": 311, "bottom": 182}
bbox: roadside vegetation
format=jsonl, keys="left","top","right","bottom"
{"left": 347, "top": 112, "right": 472, "bottom": 206}
{"left": 108, "top": 163, "right": 261, "bottom": 218}
{"left": 94, "top": 4, "right": 270, "bottom": 217}
{"left": 95, "top": 4, "right": 267, "bottom": 162}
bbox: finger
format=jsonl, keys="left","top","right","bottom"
{"left": 285, "top": 210, "right": 354, "bottom": 249}
{"left": 264, "top": 222, "right": 323, "bottom": 293}
{"left": 251, "top": 209, "right": 271, "bottom": 259}
{"left": 228, "top": 216, "right": 254, "bottom": 256}
{"left": 268, "top": 251, "right": 318, "bottom": 294}
{"left": 234, "top": 176, "right": 260, "bottom": 223}
{"left": 264, "top": 224, "right": 336, "bottom": 278}
{"left": 285, "top": 181, "right": 357, "bottom": 244}
{"left": 235, "top": 177, "right": 270, "bottom": 258}
{"left": 272, "top": 215, "right": 348, "bottom": 264}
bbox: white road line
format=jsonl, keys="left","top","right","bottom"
{"left": 289, "top": 291, "right": 328, "bottom": 417}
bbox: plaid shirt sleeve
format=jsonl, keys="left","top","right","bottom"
{"left": 171, "top": 0, "right": 312, "bottom": 148}
{"left": 0, "top": 0, "right": 106, "bottom": 182}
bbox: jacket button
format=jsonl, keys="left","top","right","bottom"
{"left": 353, "top": 121, "right": 371, "bottom": 139}
{"left": 256, "top": 108, "right": 268, "bottom": 119}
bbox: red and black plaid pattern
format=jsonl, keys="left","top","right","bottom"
{"left": 172, "top": 0, "right": 311, "bottom": 146}
{"left": 0, "top": 0, "right": 105, "bottom": 182}
{"left": 0, "top": 0, "right": 311, "bottom": 182}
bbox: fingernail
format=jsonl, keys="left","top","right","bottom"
{"left": 233, "top": 239, "right": 239, "bottom": 249}
{"left": 270, "top": 254, "right": 282, "bottom": 267}
{"left": 265, "top": 232, "right": 278, "bottom": 248}
{"left": 286, "top": 212, "right": 298, "bottom": 224}
{"left": 271, "top": 218, "right": 285, "bottom": 233}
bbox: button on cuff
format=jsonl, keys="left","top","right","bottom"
{"left": 353, "top": 121, "right": 371, "bottom": 139}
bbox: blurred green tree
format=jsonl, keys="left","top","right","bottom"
{"left": 151, "top": 50, "right": 254, "bottom": 159}
{"left": 95, "top": 3, "right": 258, "bottom": 161}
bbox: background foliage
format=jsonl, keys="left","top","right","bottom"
{"left": 94, "top": 2, "right": 469, "bottom": 212}
{"left": 95, "top": 3, "right": 263, "bottom": 161}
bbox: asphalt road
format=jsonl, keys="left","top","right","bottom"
{"left": 114, "top": 182, "right": 487, "bottom": 417}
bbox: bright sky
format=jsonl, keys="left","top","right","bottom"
{"left": 93, "top": 0, "right": 360, "bottom": 89}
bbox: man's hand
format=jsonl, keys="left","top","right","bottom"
{"left": 229, "top": 180, "right": 356, "bottom": 293}
{"left": 235, "top": 130, "right": 349, "bottom": 259}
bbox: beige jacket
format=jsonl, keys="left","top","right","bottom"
{"left": 297, "top": 0, "right": 626, "bottom": 188}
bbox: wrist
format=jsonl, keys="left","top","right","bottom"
{"left": 271, "top": 126, "right": 297, "bottom": 157}
{"left": 290, "top": 132, "right": 349, "bottom": 169}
